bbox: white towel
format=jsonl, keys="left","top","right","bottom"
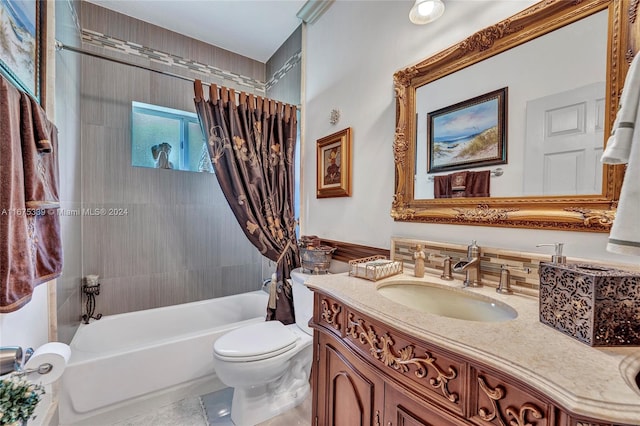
{"left": 601, "top": 53, "right": 640, "bottom": 255}
{"left": 602, "top": 53, "right": 640, "bottom": 163}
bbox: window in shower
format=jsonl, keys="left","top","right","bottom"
{"left": 131, "top": 101, "right": 213, "bottom": 173}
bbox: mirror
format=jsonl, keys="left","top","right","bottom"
{"left": 392, "top": 0, "right": 637, "bottom": 232}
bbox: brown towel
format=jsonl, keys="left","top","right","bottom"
{"left": 450, "top": 172, "right": 467, "bottom": 191}
{"left": 435, "top": 169, "right": 491, "bottom": 199}
{"left": 20, "top": 92, "right": 60, "bottom": 209}
{"left": 27, "top": 94, "right": 53, "bottom": 153}
{"left": 450, "top": 171, "right": 467, "bottom": 198}
{"left": 433, "top": 175, "right": 451, "bottom": 198}
{"left": 466, "top": 170, "right": 491, "bottom": 197}
{"left": 21, "top": 92, "right": 63, "bottom": 287}
{"left": 1, "top": 75, "right": 32, "bottom": 312}
{"left": 0, "top": 75, "right": 62, "bottom": 313}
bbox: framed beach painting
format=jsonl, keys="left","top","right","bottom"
{"left": 0, "top": 0, "right": 44, "bottom": 101}
{"left": 427, "top": 87, "right": 507, "bottom": 173}
{"left": 316, "top": 127, "right": 352, "bottom": 198}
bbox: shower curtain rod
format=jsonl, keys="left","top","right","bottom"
{"left": 55, "top": 40, "right": 300, "bottom": 109}
{"left": 55, "top": 40, "right": 204, "bottom": 85}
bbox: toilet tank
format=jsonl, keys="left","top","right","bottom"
{"left": 290, "top": 268, "right": 314, "bottom": 335}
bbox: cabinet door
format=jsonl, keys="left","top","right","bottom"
{"left": 316, "top": 333, "right": 384, "bottom": 426}
{"left": 384, "top": 383, "right": 470, "bottom": 426}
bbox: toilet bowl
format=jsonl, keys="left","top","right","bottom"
{"left": 212, "top": 268, "right": 314, "bottom": 426}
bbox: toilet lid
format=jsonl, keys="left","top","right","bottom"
{"left": 213, "top": 321, "right": 298, "bottom": 362}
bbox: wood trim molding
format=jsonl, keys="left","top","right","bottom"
{"left": 318, "top": 239, "right": 390, "bottom": 262}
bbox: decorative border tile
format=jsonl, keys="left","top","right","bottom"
{"left": 81, "top": 29, "right": 266, "bottom": 94}
{"left": 266, "top": 51, "right": 301, "bottom": 92}
{"left": 391, "top": 237, "right": 640, "bottom": 295}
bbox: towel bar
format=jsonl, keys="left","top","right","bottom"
{"left": 425, "top": 167, "right": 503, "bottom": 182}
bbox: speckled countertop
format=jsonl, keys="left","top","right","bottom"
{"left": 303, "top": 271, "right": 640, "bottom": 425}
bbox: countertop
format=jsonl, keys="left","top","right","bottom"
{"left": 303, "top": 271, "right": 640, "bottom": 424}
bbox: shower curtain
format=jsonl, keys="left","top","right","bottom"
{"left": 194, "top": 80, "right": 299, "bottom": 324}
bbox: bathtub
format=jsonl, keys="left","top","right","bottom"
{"left": 59, "top": 290, "right": 269, "bottom": 425}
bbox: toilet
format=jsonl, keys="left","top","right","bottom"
{"left": 212, "top": 268, "right": 314, "bottom": 426}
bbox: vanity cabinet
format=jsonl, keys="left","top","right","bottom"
{"left": 310, "top": 291, "right": 632, "bottom": 426}
{"left": 468, "top": 367, "right": 552, "bottom": 426}
{"left": 383, "top": 383, "right": 467, "bottom": 426}
{"left": 315, "top": 332, "right": 385, "bottom": 426}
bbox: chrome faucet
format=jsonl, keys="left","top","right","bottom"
{"left": 453, "top": 240, "right": 482, "bottom": 287}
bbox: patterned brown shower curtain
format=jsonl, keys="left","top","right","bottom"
{"left": 193, "top": 80, "right": 299, "bottom": 324}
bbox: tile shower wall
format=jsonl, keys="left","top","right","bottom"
{"left": 78, "top": 3, "right": 269, "bottom": 316}
{"left": 264, "top": 25, "right": 302, "bottom": 279}
{"left": 56, "top": 0, "right": 83, "bottom": 344}
{"left": 266, "top": 26, "right": 302, "bottom": 106}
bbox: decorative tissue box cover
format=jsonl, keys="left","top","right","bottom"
{"left": 349, "top": 256, "right": 403, "bottom": 281}
{"left": 539, "top": 262, "right": 640, "bottom": 346}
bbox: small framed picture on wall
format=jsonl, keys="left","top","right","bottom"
{"left": 316, "top": 127, "right": 352, "bottom": 198}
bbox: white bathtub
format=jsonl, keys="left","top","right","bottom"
{"left": 59, "top": 290, "right": 268, "bottom": 425}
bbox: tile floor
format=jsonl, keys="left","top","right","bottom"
{"left": 110, "top": 387, "right": 311, "bottom": 426}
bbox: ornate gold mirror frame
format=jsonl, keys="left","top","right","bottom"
{"left": 393, "top": 0, "right": 639, "bottom": 232}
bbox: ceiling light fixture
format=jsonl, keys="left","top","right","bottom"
{"left": 409, "top": 0, "right": 445, "bottom": 25}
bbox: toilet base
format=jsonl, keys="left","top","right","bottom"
{"left": 229, "top": 346, "right": 312, "bottom": 426}
{"left": 230, "top": 380, "right": 309, "bottom": 426}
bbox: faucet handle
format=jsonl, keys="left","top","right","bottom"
{"left": 497, "top": 266, "right": 513, "bottom": 294}
{"left": 496, "top": 265, "right": 531, "bottom": 294}
{"left": 536, "top": 243, "right": 566, "bottom": 264}
{"left": 430, "top": 254, "right": 454, "bottom": 281}
{"left": 441, "top": 257, "right": 453, "bottom": 281}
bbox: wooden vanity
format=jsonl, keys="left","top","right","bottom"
{"left": 305, "top": 273, "right": 640, "bottom": 426}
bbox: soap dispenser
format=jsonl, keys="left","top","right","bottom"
{"left": 536, "top": 243, "right": 566, "bottom": 264}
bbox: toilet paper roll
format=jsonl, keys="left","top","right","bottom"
{"left": 23, "top": 342, "right": 71, "bottom": 385}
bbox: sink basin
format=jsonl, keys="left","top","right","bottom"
{"left": 377, "top": 282, "right": 517, "bottom": 322}
{"left": 619, "top": 353, "right": 640, "bottom": 396}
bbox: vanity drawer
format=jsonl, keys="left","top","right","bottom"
{"left": 312, "top": 293, "right": 345, "bottom": 337}
{"left": 469, "top": 367, "right": 552, "bottom": 426}
{"left": 344, "top": 307, "right": 467, "bottom": 417}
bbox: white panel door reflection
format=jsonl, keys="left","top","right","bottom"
{"left": 524, "top": 82, "right": 605, "bottom": 195}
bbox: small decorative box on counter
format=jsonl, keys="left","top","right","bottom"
{"left": 349, "top": 256, "right": 403, "bottom": 281}
{"left": 539, "top": 262, "right": 640, "bottom": 346}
